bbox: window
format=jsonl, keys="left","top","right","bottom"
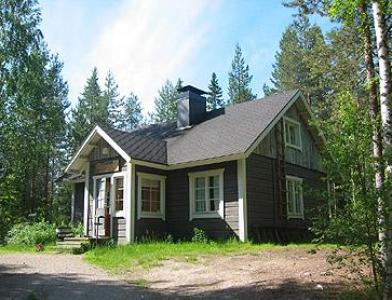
{"left": 114, "top": 177, "right": 124, "bottom": 211}
{"left": 286, "top": 176, "right": 304, "bottom": 219}
{"left": 137, "top": 173, "right": 166, "bottom": 219}
{"left": 284, "top": 117, "right": 302, "bottom": 150}
{"left": 189, "top": 169, "right": 224, "bottom": 220}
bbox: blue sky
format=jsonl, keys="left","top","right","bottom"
{"left": 40, "top": 0, "right": 332, "bottom": 114}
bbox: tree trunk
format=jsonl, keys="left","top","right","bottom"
{"left": 372, "top": 1, "right": 392, "bottom": 299}
{"left": 360, "top": 5, "right": 383, "bottom": 294}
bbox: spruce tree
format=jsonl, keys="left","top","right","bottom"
{"left": 104, "top": 71, "right": 122, "bottom": 128}
{"left": 263, "top": 16, "right": 331, "bottom": 115}
{"left": 118, "top": 92, "right": 143, "bottom": 131}
{"left": 207, "top": 72, "right": 224, "bottom": 110}
{"left": 153, "top": 78, "right": 182, "bottom": 122}
{"left": 228, "top": 44, "right": 255, "bottom": 104}
{"left": 69, "top": 67, "right": 109, "bottom": 149}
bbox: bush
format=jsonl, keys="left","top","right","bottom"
{"left": 71, "top": 222, "right": 84, "bottom": 237}
{"left": 191, "top": 227, "right": 208, "bottom": 243}
{"left": 6, "top": 222, "right": 56, "bottom": 246}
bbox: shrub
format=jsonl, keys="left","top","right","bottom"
{"left": 71, "top": 222, "right": 84, "bottom": 237}
{"left": 191, "top": 227, "right": 208, "bottom": 243}
{"left": 6, "top": 222, "right": 56, "bottom": 246}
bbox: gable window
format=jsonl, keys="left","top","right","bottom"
{"left": 286, "top": 176, "right": 304, "bottom": 219}
{"left": 137, "top": 172, "right": 166, "bottom": 219}
{"left": 284, "top": 117, "right": 302, "bottom": 150}
{"left": 188, "top": 169, "right": 224, "bottom": 220}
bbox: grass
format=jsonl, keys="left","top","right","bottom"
{"left": 84, "top": 240, "right": 335, "bottom": 271}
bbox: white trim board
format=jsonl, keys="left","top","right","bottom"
{"left": 237, "top": 158, "right": 248, "bottom": 242}
{"left": 65, "top": 125, "right": 131, "bottom": 173}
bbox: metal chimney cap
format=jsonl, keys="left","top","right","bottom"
{"left": 177, "top": 85, "right": 207, "bottom": 96}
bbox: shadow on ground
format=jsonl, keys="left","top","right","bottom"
{"left": 0, "top": 267, "right": 361, "bottom": 300}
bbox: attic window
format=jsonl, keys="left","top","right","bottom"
{"left": 102, "top": 147, "right": 109, "bottom": 156}
{"left": 284, "top": 117, "right": 302, "bottom": 150}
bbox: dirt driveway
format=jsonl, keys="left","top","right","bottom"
{"left": 0, "top": 249, "right": 364, "bottom": 300}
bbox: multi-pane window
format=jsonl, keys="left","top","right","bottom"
{"left": 141, "top": 178, "right": 161, "bottom": 213}
{"left": 189, "top": 169, "right": 224, "bottom": 219}
{"left": 137, "top": 173, "right": 166, "bottom": 219}
{"left": 284, "top": 117, "right": 301, "bottom": 150}
{"left": 286, "top": 176, "right": 304, "bottom": 218}
{"left": 114, "top": 177, "right": 124, "bottom": 211}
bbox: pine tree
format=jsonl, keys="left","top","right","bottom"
{"left": 228, "top": 44, "right": 255, "bottom": 104}
{"left": 118, "top": 92, "right": 143, "bottom": 130}
{"left": 153, "top": 78, "right": 182, "bottom": 122}
{"left": 207, "top": 72, "right": 224, "bottom": 110}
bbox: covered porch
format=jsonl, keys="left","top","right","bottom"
{"left": 65, "top": 126, "right": 135, "bottom": 244}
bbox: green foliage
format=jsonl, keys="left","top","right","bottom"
{"left": 105, "top": 70, "right": 123, "bottom": 128}
{"left": 0, "top": 0, "right": 69, "bottom": 236}
{"left": 71, "top": 222, "right": 84, "bottom": 237}
{"left": 119, "top": 92, "right": 143, "bottom": 130}
{"left": 263, "top": 15, "right": 333, "bottom": 117}
{"left": 191, "top": 227, "right": 209, "bottom": 244}
{"left": 310, "top": 92, "right": 382, "bottom": 292}
{"left": 207, "top": 72, "right": 224, "bottom": 110}
{"left": 0, "top": 175, "right": 22, "bottom": 243}
{"left": 6, "top": 222, "right": 56, "bottom": 246}
{"left": 69, "top": 67, "right": 107, "bottom": 151}
{"left": 153, "top": 78, "right": 182, "bottom": 122}
{"left": 228, "top": 44, "right": 255, "bottom": 104}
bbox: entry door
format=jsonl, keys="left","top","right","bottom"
{"left": 95, "top": 177, "right": 111, "bottom": 237}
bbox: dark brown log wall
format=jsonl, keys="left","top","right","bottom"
{"left": 246, "top": 153, "right": 326, "bottom": 241}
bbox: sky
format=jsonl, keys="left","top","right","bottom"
{"left": 40, "top": 0, "right": 332, "bottom": 115}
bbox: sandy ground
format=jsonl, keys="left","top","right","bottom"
{"left": 0, "top": 249, "right": 365, "bottom": 300}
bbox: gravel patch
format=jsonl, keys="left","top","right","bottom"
{"left": 0, "top": 253, "right": 145, "bottom": 300}
{"left": 0, "top": 249, "right": 365, "bottom": 300}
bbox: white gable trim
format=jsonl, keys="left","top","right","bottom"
{"left": 244, "top": 91, "right": 326, "bottom": 158}
{"left": 65, "top": 125, "right": 131, "bottom": 173}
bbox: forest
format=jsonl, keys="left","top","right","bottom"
{"left": 0, "top": 0, "right": 391, "bottom": 298}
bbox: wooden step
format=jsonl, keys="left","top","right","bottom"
{"left": 63, "top": 237, "right": 90, "bottom": 242}
{"left": 57, "top": 241, "right": 84, "bottom": 246}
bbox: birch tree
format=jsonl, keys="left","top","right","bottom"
{"left": 372, "top": 1, "right": 392, "bottom": 298}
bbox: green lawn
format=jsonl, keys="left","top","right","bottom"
{"left": 84, "top": 241, "right": 335, "bottom": 271}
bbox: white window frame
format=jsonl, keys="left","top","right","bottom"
{"left": 93, "top": 171, "right": 126, "bottom": 219}
{"left": 137, "top": 172, "right": 166, "bottom": 220}
{"left": 188, "top": 169, "right": 224, "bottom": 220}
{"left": 283, "top": 116, "right": 302, "bottom": 151}
{"left": 286, "top": 175, "right": 304, "bottom": 219}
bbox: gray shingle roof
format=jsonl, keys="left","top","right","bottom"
{"left": 105, "top": 90, "right": 299, "bottom": 165}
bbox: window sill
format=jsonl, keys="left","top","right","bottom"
{"left": 138, "top": 212, "right": 165, "bottom": 220}
{"left": 113, "top": 211, "right": 124, "bottom": 218}
{"left": 190, "top": 212, "right": 223, "bottom": 220}
{"left": 286, "top": 144, "right": 302, "bottom": 151}
{"left": 287, "top": 215, "right": 305, "bottom": 220}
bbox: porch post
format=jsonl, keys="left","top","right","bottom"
{"left": 125, "top": 162, "right": 136, "bottom": 243}
{"left": 237, "top": 158, "right": 248, "bottom": 242}
{"left": 71, "top": 183, "right": 75, "bottom": 223}
{"left": 83, "top": 162, "right": 90, "bottom": 236}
